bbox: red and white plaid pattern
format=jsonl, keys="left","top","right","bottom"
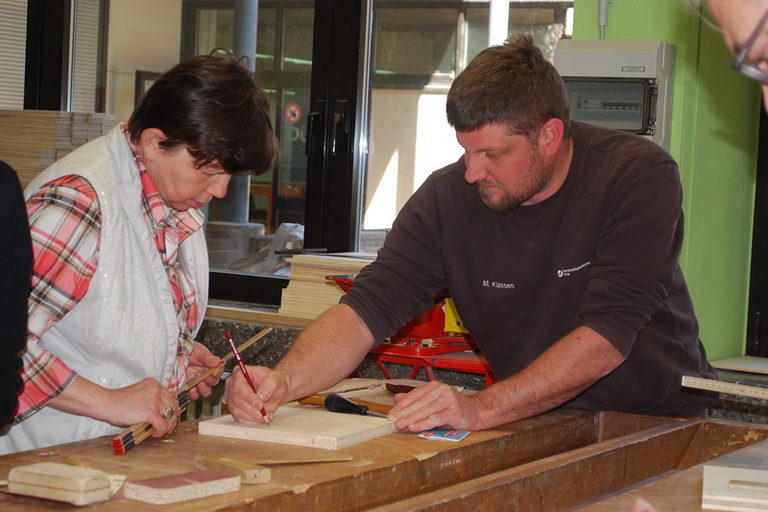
{"left": 16, "top": 130, "right": 203, "bottom": 421}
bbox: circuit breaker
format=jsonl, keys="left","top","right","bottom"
{"left": 554, "top": 39, "right": 676, "bottom": 148}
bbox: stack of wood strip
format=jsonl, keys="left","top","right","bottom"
{"left": 0, "top": 109, "right": 115, "bottom": 187}
{"left": 277, "top": 253, "right": 372, "bottom": 320}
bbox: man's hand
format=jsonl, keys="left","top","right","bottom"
{"left": 224, "top": 366, "right": 290, "bottom": 424}
{"left": 185, "top": 341, "right": 224, "bottom": 400}
{"left": 388, "top": 381, "right": 484, "bottom": 432}
{"left": 222, "top": 303, "right": 378, "bottom": 425}
{"left": 388, "top": 326, "right": 625, "bottom": 432}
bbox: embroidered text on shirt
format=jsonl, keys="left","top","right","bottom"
{"left": 557, "top": 261, "right": 591, "bottom": 278}
{"left": 482, "top": 280, "right": 515, "bottom": 289}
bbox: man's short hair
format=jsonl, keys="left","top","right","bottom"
{"left": 446, "top": 33, "right": 570, "bottom": 139}
{"left": 128, "top": 55, "right": 278, "bottom": 176}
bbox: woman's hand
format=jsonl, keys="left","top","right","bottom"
{"left": 185, "top": 341, "right": 225, "bottom": 400}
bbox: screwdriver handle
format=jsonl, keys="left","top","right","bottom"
{"left": 297, "top": 393, "right": 393, "bottom": 416}
{"left": 325, "top": 394, "right": 369, "bottom": 415}
{"left": 297, "top": 394, "right": 326, "bottom": 407}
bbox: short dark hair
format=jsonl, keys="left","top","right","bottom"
{"left": 446, "top": 34, "right": 570, "bottom": 139}
{"left": 128, "top": 55, "right": 277, "bottom": 176}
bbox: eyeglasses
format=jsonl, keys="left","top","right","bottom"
{"left": 730, "top": 7, "right": 768, "bottom": 84}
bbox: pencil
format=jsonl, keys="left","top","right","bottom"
{"left": 225, "top": 331, "right": 270, "bottom": 425}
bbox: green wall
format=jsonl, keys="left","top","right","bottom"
{"left": 572, "top": 0, "right": 761, "bottom": 360}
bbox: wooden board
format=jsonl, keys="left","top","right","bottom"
{"left": 3, "top": 391, "right": 768, "bottom": 512}
{"left": 124, "top": 470, "right": 240, "bottom": 505}
{"left": 277, "top": 254, "right": 371, "bottom": 320}
{"left": 0, "top": 408, "right": 603, "bottom": 512}
{"left": 702, "top": 439, "right": 768, "bottom": 511}
{"left": 7, "top": 462, "right": 112, "bottom": 506}
{"left": 572, "top": 467, "right": 705, "bottom": 511}
{"left": 0, "top": 110, "right": 115, "bottom": 188}
{"left": 194, "top": 454, "right": 271, "bottom": 484}
{"left": 575, "top": 438, "right": 768, "bottom": 512}
{"left": 198, "top": 407, "right": 396, "bottom": 450}
{"left": 711, "top": 356, "right": 768, "bottom": 375}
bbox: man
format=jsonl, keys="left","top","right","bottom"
{"left": 706, "top": 0, "right": 768, "bottom": 110}
{"left": 0, "top": 54, "right": 277, "bottom": 453}
{"left": 226, "top": 34, "right": 716, "bottom": 432}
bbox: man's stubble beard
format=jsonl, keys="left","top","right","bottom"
{"left": 476, "top": 151, "right": 554, "bottom": 213}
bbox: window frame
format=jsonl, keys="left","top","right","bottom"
{"left": 181, "top": 0, "right": 367, "bottom": 306}
{"left": 24, "top": 0, "right": 575, "bottom": 308}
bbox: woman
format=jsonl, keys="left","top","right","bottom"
{"left": 0, "top": 54, "right": 277, "bottom": 453}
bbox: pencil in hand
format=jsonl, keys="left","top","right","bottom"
{"left": 225, "top": 331, "right": 270, "bottom": 425}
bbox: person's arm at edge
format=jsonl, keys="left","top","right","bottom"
{"left": 0, "top": 162, "right": 31, "bottom": 426}
{"left": 473, "top": 326, "right": 625, "bottom": 427}
{"left": 389, "top": 325, "right": 625, "bottom": 431}
{"left": 15, "top": 177, "right": 99, "bottom": 420}
{"left": 19, "top": 177, "right": 180, "bottom": 435}
{"left": 224, "top": 303, "right": 375, "bottom": 424}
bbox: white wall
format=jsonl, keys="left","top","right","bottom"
{"left": 106, "top": 0, "right": 183, "bottom": 121}
{"left": 365, "top": 89, "right": 463, "bottom": 230}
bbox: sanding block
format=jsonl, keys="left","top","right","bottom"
{"left": 194, "top": 453, "right": 271, "bottom": 484}
{"left": 123, "top": 470, "right": 240, "bottom": 505}
{"left": 7, "top": 462, "right": 112, "bottom": 506}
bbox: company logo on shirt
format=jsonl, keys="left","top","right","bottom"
{"left": 556, "top": 261, "right": 591, "bottom": 278}
{"left": 482, "top": 280, "right": 515, "bottom": 289}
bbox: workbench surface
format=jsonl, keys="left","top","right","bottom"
{"left": 1, "top": 403, "right": 766, "bottom": 511}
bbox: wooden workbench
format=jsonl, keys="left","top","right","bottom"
{"left": 1, "top": 401, "right": 767, "bottom": 510}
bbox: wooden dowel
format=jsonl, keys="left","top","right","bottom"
{"left": 185, "top": 328, "right": 273, "bottom": 390}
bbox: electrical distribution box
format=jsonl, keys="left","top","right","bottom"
{"left": 553, "top": 39, "right": 676, "bottom": 148}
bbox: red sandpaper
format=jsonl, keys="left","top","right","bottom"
{"left": 124, "top": 470, "right": 240, "bottom": 504}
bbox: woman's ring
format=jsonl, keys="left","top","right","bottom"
{"left": 161, "top": 405, "right": 174, "bottom": 419}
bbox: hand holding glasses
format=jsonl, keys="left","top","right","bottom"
{"left": 730, "top": 8, "right": 768, "bottom": 84}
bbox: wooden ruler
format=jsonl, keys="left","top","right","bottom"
{"left": 681, "top": 375, "right": 768, "bottom": 400}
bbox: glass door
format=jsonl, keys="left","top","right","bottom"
{"left": 182, "top": 0, "right": 319, "bottom": 304}
{"left": 20, "top": 0, "right": 364, "bottom": 305}
{"left": 358, "top": 1, "right": 573, "bottom": 252}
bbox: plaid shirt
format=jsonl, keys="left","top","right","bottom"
{"left": 17, "top": 132, "right": 203, "bottom": 421}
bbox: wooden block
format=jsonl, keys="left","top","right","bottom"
{"left": 703, "top": 466, "right": 768, "bottom": 511}
{"left": 702, "top": 439, "right": 768, "bottom": 511}
{"left": 7, "top": 462, "right": 112, "bottom": 506}
{"left": 711, "top": 356, "right": 768, "bottom": 375}
{"left": 123, "top": 470, "right": 240, "bottom": 505}
{"left": 199, "top": 406, "right": 395, "bottom": 450}
{"left": 194, "top": 453, "right": 271, "bottom": 484}
{"left": 277, "top": 254, "right": 371, "bottom": 319}
{"left": 0, "top": 109, "right": 115, "bottom": 188}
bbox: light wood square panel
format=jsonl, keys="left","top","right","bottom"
{"left": 198, "top": 406, "right": 396, "bottom": 450}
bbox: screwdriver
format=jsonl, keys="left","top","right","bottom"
{"left": 324, "top": 394, "right": 388, "bottom": 418}
{"left": 298, "top": 393, "right": 391, "bottom": 418}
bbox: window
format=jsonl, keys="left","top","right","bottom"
{"left": 182, "top": 0, "right": 318, "bottom": 305}
{"left": 361, "top": 1, "right": 573, "bottom": 247}
{"left": 19, "top": 0, "right": 573, "bottom": 308}
{"left": 0, "top": 0, "right": 28, "bottom": 109}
